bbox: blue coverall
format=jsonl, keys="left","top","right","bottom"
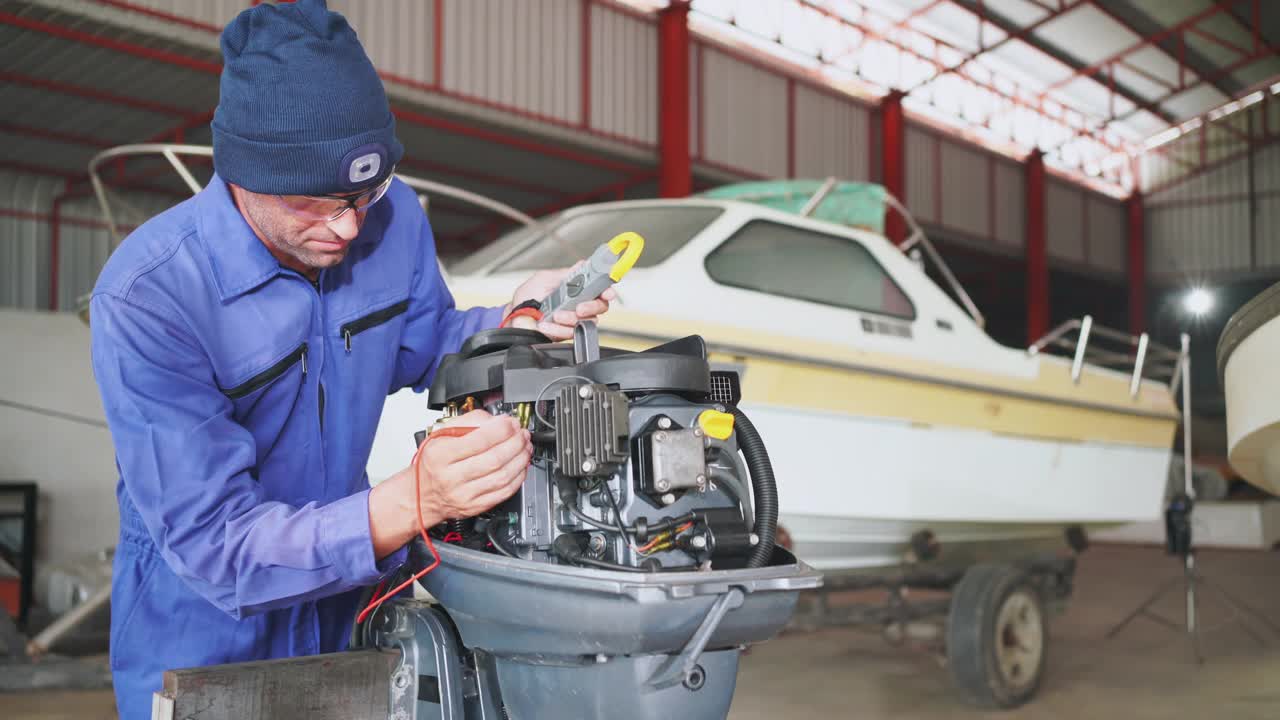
{"left": 90, "top": 174, "right": 503, "bottom": 718}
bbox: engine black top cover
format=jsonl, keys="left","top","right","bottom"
{"left": 428, "top": 330, "right": 714, "bottom": 407}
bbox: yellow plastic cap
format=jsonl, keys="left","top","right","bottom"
{"left": 697, "top": 410, "right": 735, "bottom": 441}
{"left": 606, "top": 231, "right": 645, "bottom": 281}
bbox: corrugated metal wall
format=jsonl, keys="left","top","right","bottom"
{"left": 1046, "top": 180, "right": 1085, "bottom": 265}
{"left": 0, "top": 170, "right": 174, "bottom": 312}
{"left": 897, "top": 123, "right": 1125, "bottom": 273}
{"left": 992, "top": 159, "right": 1025, "bottom": 249}
{"left": 590, "top": 3, "right": 658, "bottom": 145}
{"left": 905, "top": 124, "right": 936, "bottom": 223}
{"left": 699, "top": 48, "right": 788, "bottom": 178}
{"left": 1147, "top": 202, "right": 1252, "bottom": 276}
{"left": 0, "top": 170, "right": 59, "bottom": 310}
{"left": 792, "top": 85, "right": 871, "bottom": 181}
{"left": 1086, "top": 195, "right": 1126, "bottom": 274}
{"left": 1139, "top": 91, "right": 1279, "bottom": 279}
{"left": 1257, "top": 143, "right": 1280, "bottom": 269}
{"left": 1145, "top": 139, "right": 1260, "bottom": 278}
{"left": 1140, "top": 93, "right": 1273, "bottom": 192}
{"left": 442, "top": 0, "right": 583, "bottom": 125}
{"left": 938, "top": 139, "right": 989, "bottom": 241}
{"left": 332, "top": 0, "right": 437, "bottom": 84}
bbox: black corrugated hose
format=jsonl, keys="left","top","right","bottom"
{"left": 731, "top": 406, "right": 777, "bottom": 568}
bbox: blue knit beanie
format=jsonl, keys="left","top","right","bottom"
{"left": 212, "top": 0, "right": 404, "bottom": 195}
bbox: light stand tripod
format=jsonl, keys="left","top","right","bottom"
{"left": 1105, "top": 335, "right": 1279, "bottom": 661}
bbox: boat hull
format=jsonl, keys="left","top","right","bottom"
{"left": 1220, "top": 281, "right": 1280, "bottom": 495}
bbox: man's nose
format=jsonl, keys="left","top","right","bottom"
{"left": 327, "top": 209, "right": 362, "bottom": 241}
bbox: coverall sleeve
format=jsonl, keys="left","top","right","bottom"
{"left": 91, "top": 293, "right": 396, "bottom": 619}
{"left": 392, "top": 209, "right": 505, "bottom": 394}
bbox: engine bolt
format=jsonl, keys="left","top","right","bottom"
{"left": 588, "top": 535, "right": 606, "bottom": 554}
{"left": 749, "top": 533, "right": 760, "bottom": 546}
{"left": 654, "top": 431, "right": 667, "bottom": 442}
{"left": 582, "top": 459, "right": 597, "bottom": 473}
{"left": 655, "top": 479, "right": 670, "bottom": 491}
{"left": 693, "top": 428, "right": 704, "bottom": 438}
{"left": 661, "top": 493, "right": 676, "bottom": 505}
{"left": 579, "top": 385, "right": 593, "bottom": 398}
{"left": 690, "top": 535, "right": 708, "bottom": 549}
{"left": 657, "top": 417, "right": 673, "bottom": 429}
{"left": 695, "top": 474, "right": 706, "bottom": 488}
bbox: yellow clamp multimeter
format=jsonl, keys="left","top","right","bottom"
{"left": 537, "top": 232, "right": 645, "bottom": 317}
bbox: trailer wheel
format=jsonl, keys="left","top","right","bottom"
{"left": 946, "top": 563, "right": 1047, "bottom": 709}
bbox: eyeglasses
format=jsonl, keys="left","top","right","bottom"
{"left": 270, "top": 169, "right": 396, "bottom": 223}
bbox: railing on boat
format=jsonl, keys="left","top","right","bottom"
{"left": 1030, "top": 317, "right": 1194, "bottom": 499}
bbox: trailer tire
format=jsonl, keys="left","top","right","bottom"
{"left": 946, "top": 563, "right": 1047, "bottom": 709}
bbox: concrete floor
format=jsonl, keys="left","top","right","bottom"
{"left": 7, "top": 544, "right": 1280, "bottom": 719}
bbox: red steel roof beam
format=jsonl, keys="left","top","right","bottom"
{"left": 0, "top": 122, "right": 113, "bottom": 148}
{"left": 0, "top": 10, "right": 221, "bottom": 75}
{"left": 1186, "top": 24, "right": 1255, "bottom": 59}
{"left": 1036, "top": 1, "right": 1240, "bottom": 99}
{"left": 0, "top": 70, "right": 194, "bottom": 117}
{"left": 904, "top": 0, "right": 1087, "bottom": 94}
{"left": 142, "top": 110, "right": 216, "bottom": 143}
{"left": 1049, "top": 51, "right": 1278, "bottom": 153}
{"left": 881, "top": 91, "right": 907, "bottom": 245}
{"left": 945, "top": 0, "right": 1179, "bottom": 129}
{"left": 797, "top": 0, "right": 1128, "bottom": 156}
{"left": 658, "top": 0, "right": 692, "bottom": 197}
{"left": 90, "top": 0, "right": 222, "bottom": 33}
{"left": 1025, "top": 150, "right": 1049, "bottom": 344}
{"left": 0, "top": 160, "right": 80, "bottom": 181}
{"left": 884, "top": 0, "right": 949, "bottom": 34}
{"left": 389, "top": 107, "right": 642, "bottom": 175}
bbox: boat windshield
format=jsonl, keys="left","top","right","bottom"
{"left": 451, "top": 205, "right": 724, "bottom": 275}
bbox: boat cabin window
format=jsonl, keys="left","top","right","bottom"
{"left": 459, "top": 206, "right": 724, "bottom": 274}
{"left": 705, "top": 220, "right": 916, "bottom": 320}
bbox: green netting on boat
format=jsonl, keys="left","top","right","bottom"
{"left": 699, "top": 180, "right": 888, "bottom": 234}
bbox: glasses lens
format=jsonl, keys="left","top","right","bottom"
{"left": 272, "top": 195, "right": 345, "bottom": 222}
{"left": 347, "top": 173, "right": 394, "bottom": 213}
{"left": 274, "top": 169, "right": 396, "bottom": 223}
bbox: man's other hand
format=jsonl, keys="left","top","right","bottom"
{"left": 506, "top": 265, "right": 617, "bottom": 340}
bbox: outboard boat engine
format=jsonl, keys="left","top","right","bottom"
{"left": 363, "top": 322, "right": 821, "bottom": 720}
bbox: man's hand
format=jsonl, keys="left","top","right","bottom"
{"left": 505, "top": 265, "right": 617, "bottom": 341}
{"left": 368, "top": 410, "right": 531, "bottom": 558}
{"left": 416, "top": 410, "right": 531, "bottom": 520}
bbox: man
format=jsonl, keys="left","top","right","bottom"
{"left": 89, "top": 2, "right": 609, "bottom": 716}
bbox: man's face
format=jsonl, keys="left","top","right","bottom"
{"left": 232, "top": 186, "right": 367, "bottom": 275}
